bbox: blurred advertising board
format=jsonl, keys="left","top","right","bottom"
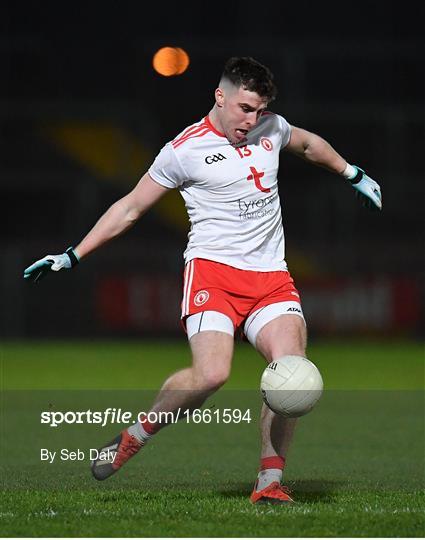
{"left": 95, "top": 274, "right": 422, "bottom": 337}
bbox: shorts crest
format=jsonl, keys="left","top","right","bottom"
{"left": 194, "top": 290, "right": 210, "bottom": 306}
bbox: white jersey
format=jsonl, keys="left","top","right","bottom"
{"left": 148, "top": 112, "right": 291, "bottom": 271}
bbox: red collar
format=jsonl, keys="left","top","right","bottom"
{"left": 205, "top": 115, "right": 225, "bottom": 137}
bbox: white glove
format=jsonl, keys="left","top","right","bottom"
{"left": 23, "top": 247, "right": 79, "bottom": 283}
{"left": 349, "top": 166, "right": 382, "bottom": 211}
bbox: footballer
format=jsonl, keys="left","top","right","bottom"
{"left": 24, "top": 57, "right": 382, "bottom": 504}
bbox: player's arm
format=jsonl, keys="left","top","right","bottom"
{"left": 74, "top": 173, "right": 168, "bottom": 259}
{"left": 23, "top": 173, "right": 169, "bottom": 282}
{"left": 285, "top": 126, "right": 382, "bottom": 211}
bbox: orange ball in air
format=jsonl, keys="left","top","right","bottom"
{"left": 153, "top": 47, "right": 190, "bottom": 77}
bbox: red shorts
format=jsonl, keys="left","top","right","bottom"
{"left": 181, "top": 258, "right": 301, "bottom": 330}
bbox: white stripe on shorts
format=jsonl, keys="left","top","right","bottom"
{"left": 182, "top": 260, "right": 195, "bottom": 317}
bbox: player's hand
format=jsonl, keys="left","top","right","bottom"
{"left": 23, "top": 247, "right": 79, "bottom": 283}
{"left": 349, "top": 166, "right": 382, "bottom": 211}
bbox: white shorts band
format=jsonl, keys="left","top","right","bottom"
{"left": 244, "top": 301, "right": 305, "bottom": 347}
{"left": 186, "top": 311, "right": 234, "bottom": 341}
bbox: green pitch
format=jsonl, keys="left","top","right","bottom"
{"left": 1, "top": 340, "right": 424, "bottom": 537}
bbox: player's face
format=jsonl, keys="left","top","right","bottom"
{"left": 216, "top": 85, "right": 268, "bottom": 145}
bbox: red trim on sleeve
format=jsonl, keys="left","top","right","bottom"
{"left": 173, "top": 122, "right": 206, "bottom": 145}
{"left": 172, "top": 127, "right": 210, "bottom": 149}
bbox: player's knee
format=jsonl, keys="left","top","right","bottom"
{"left": 196, "top": 366, "right": 230, "bottom": 392}
{"left": 204, "top": 370, "right": 230, "bottom": 391}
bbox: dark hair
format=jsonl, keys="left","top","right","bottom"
{"left": 221, "top": 57, "right": 277, "bottom": 102}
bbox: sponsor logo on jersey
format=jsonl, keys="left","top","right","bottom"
{"left": 247, "top": 166, "right": 270, "bottom": 193}
{"left": 204, "top": 153, "right": 227, "bottom": 164}
{"left": 238, "top": 193, "right": 277, "bottom": 220}
{"left": 194, "top": 290, "right": 210, "bottom": 306}
{"left": 260, "top": 137, "right": 273, "bottom": 151}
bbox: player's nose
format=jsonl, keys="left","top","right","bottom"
{"left": 245, "top": 112, "right": 258, "bottom": 129}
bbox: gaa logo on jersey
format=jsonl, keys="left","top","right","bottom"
{"left": 194, "top": 290, "right": 210, "bottom": 306}
{"left": 205, "top": 153, "right": 227, "bottom": 164}
{"left": 260, "top": 137, "right": 273, "bottom": 151}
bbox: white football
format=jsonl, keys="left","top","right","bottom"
{"left": 260, "top": 355, "right": 323, "bottom": 418}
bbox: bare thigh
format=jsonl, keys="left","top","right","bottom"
{"left": 189, "top": 330, "right": 234, "bottom": 388}
{"left": 254, "top": 314, "right": 307, "bottom": 363}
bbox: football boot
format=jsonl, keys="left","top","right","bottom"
{"left": 91, "top": 430, "right": 142, "bottom": 481}
{"left": 250, "top": 481, "right": 294, "bottom": 504}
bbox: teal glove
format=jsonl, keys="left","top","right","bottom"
{"left": 23, "top": 247, "right": 79, "bottom": 283}
{"left": 349, "top": 166, "right": 382, "bottom": 211}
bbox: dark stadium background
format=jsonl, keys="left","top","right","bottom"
{"left": 1, "top": 1, "right": 423, "bottom": 340}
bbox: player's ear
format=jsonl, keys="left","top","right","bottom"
{"left": 215, "top": 87, "right": 224, "bottom": 108}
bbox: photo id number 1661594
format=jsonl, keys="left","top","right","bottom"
{"left": 183, "top": 408, "right": 251, "bottom": 424}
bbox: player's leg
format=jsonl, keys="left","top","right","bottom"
{"left": 139, "top": 311, "right": 235, "bottom": 432}
{"left": 246, "top": 307, "right": 307, "bottom": 503}
{"left": 148, "top": 329, "right": 234, "bottom": 417}
{"left": 92, "top": 325, "right": 234, "bottom": 480}
{"left": 256, "top": 312, "right": 306, "bottom": 459}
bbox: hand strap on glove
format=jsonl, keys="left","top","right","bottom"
{"left": 65, "top": 247, "right": 80, "bottom": 268}
{"left": 346, "top": 166, "right": 364, "bottom": 185}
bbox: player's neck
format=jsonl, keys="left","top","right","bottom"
{"left": 208, "top": 106, "right": 224, "bottom": 135}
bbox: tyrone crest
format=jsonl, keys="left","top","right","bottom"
{"left": 194, "top": 290, "right": 210, "bottom": 306}
{"left": 260, "top": 137, "right": 273, "bottom": 151}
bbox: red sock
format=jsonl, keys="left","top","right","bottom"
{"left": 139, "top": 413, "right": 161, "bottom": 435}
{"left": 260, "top": 455, "right": 285, "bottom": 471}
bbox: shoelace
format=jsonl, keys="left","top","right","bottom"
{"left": 114, "top": 435, "right": 142, "bottom": 467}
{"left": 266, "top": 482, "right": 292, "bottom": 496}
{"left": 123, "top": 436, "right": 142, "bottom": 455}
